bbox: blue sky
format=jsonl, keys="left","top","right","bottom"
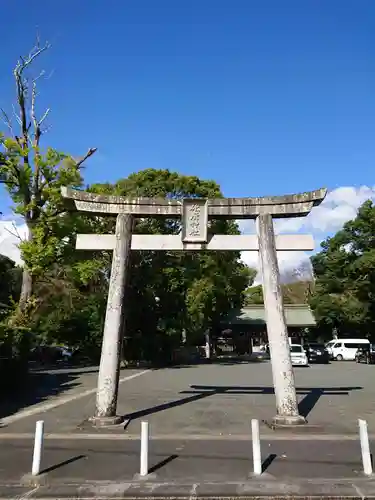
{"left": 1, "top": 0, "right": 374, "bottom": 275}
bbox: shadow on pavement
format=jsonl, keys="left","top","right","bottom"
{"left": 29, "top": 365, "right": 99, "bottom": 375}
{"left": 149, "top": 454, "right": 179, "bottom": 474}
{"left": 0, "top": 370, "right": 82, "bottom": 420}
{"left": 188, "top": 385, "right": 362, "bottom": 419}
{"left": 0, "top": 364, "right": 138, "bottom": 422}
{"left": 262, "top": 453, "right": 277, "bottom": 473}
{"left": 297, "top": 388, "right": 325, "bottom": 418}
{"left": 123, "top": 385, "right": 362, "bottom": 422}
{"left": 123, "top": 391, "right": 215, "bottom": 420}
{"left": 40, "top": 454, "right": 87, "bottom": 474}
{"left": 160, "top": 356, "right": 268, "bottom": 369}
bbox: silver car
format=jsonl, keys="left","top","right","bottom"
{"left": 290, "top": 344, "right": 309, "bottom": 367}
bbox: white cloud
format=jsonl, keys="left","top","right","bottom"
{"left": 240, "top": 185, "right": 375, "bottom": 285}
{"left": 274, "top": 185, "right": 375, "bottom": 234}
{"left": 0, "top": 219, "right": 28, "bottom": 265}
{"left": 242, "top": 249, "right": 312, "bottom": 286}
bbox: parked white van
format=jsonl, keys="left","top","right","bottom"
{"left": 325, "top": 339, "right": 370, "bottom": 361}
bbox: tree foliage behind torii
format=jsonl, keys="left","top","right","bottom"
{"left": 1, "top": 167, "right": 253, "bottom": 361}
{"left": 85, "top": 169, "right": 253, "bottom": 359}
{"left": 309, "top": 200, "right": 375, "bottom": 338}
{"left": 244, "top": 280, "right": 313, "bottom": 306}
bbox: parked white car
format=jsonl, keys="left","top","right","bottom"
{"left": 325, "top": 338, "right": 370, "bottom": 361}
{"left": 290, "top": 344, "right": 309, "bottom": 367}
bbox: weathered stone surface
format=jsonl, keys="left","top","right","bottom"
{"left": 95, "top": 214, "right": 132, "bottom": 421}
{"left": 61, "top": 186, "right": 178, "bottom": 206}
{"left": 75, "top": 199, "right": 181, "bottom": 216}
{"left": 209, "top": 200, "right": 317, "bottom": 218}
{"left": 76, "top": 233, "right": 315, "bottom": 252}
{"left": 89, "top": 415, "right": 125, "bottom": 427}
{"left": 181, "top": 198, "right": 208, "bottom": 243}
{"left": 257, "top": 213, "right": 306, "bottom": 425}
{"left": 61, "top": 186, "right": 327, "bottom": 219}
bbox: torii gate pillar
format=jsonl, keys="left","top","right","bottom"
{"left": 258, "top": 213, "right": 304, "bottom": 425}
{"left": 62, "top": 187, "right": 326, "bottom": 427}
{"left": 92, "top": 214, "right": 132, "bottom": 425}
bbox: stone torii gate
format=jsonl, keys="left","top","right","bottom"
{"left": 62, "top": 186, "right": 326, "bottom": 427}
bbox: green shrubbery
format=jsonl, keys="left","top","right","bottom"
{"left": 0, "top": 323, "right": 30, "bottom": 393}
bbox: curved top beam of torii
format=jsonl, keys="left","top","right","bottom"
{"left": 61, "top": 186, "right": 327, "bottom": 219}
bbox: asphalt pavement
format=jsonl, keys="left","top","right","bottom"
{"left": 0, "top": 437, "right": 368, "bottom": 480}
{"left": 1, "top": 360, "right": 375, "bottom": 497}
{"left": 0, "top": 437, "right": 373, "bottom": 498}
{"left": 3, "top": 360, "right": 375, "bottom": 437}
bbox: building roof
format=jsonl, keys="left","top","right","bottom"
{"left": 223, "top": 304, "right": 316, "bottom": 327}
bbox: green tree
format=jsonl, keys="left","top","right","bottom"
{"left": 0, "top": 38, "right": 96, "bottom": 312}
{"left": 243, "top": 280, "right": 312, "bottom": 306}
{"left": 0, "top": 255, "right": 21, "bottom": 312}
{"left": 243, "top": 283, "right": 263, "bottom": 305}
{"left": 87, "top": 169, "right": 252, "bottom": 360}
{"left": 9, "top": 168, "right": 252, "bottom": 363}
{"left": 310, "top": 200, "right": 375, "bottom": 337}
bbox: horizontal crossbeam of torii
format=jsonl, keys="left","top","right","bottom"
{"left": 61, "top": 186, "right": 327, "bottom": 429}
{"left": 76, "top": 234, "right": 315, "bottom": 252}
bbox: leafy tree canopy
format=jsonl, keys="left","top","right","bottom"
{"left": 310, "top": 200, "right": 375, "bottom": 337}
{"left": 3, "top": 167, "right": 254, "bottom": 362}
{"left": 0, "top": 255, "right": 21, "bottom": 311}
{"left": 89, "top": 169, "right": 254, "bottom": 348}
{"left": 244, "top": 280, "right": 312, "bottom": 306}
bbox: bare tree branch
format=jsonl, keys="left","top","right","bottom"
{"left": 30, "top": 75, "right": 50, "bottom": 208}
{"left": 11, "top": 104, "right": 22, "bottom": 127}
{"left": 31, "top": 80, "right": 49, "bottom": 144}
{"left": 13, "top": 38, "right": 51, "bottom": 149}
{"left": 35, "top": 29, "right": 41, "bottom": 49}
{"left": 0, "top": 108, "right": 13, "bottom": 134}
{"left": 4, "top": 222, "right": 23, "bottom": 241}
{"left": 14, "top": 37, "right": 52, "bottom": 216}
{"left": 74, "top": 148, "right": 98, "bottom": 169}
{"left": 39, "top": 108, "right": 50, "bottom": 127}
{"left": 33, "top": 69, "right": 46, "bottom": 83}
{"left": 30, "top": 81, "right": 37, "bottom": 134}
{"left": 14, "top": 40, "right": 51, "bottom": 75}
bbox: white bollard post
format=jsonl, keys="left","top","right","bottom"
{"left": 32, "top": 420, "right": 44, "bottom": 476}
{"left": 140, "top": 421, "right": 149, "bottom": 477}
{"left": 251, "top": 418, "right": 262, "bottom": 475}
{"left": 359, "top": 419, "right": 373, "bottom": 476}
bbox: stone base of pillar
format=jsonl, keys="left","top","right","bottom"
{"left": 133, "top": 473, "right": 157, "bottom": 481}
{"left": 89, "top": 415, "right": 125, "bottom": 427}
{"left": 272, "top": 414, "right": 307, "bottom": 427}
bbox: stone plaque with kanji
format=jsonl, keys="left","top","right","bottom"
{"left": 181, "top": 198, "right": 208, "bottom": 243}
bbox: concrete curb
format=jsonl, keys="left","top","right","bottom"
{"left": 2, "top": 477, "right": 375, "bottom": 499}
{"left": 0, "top": 432, "right": 371, "bottom": 441}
